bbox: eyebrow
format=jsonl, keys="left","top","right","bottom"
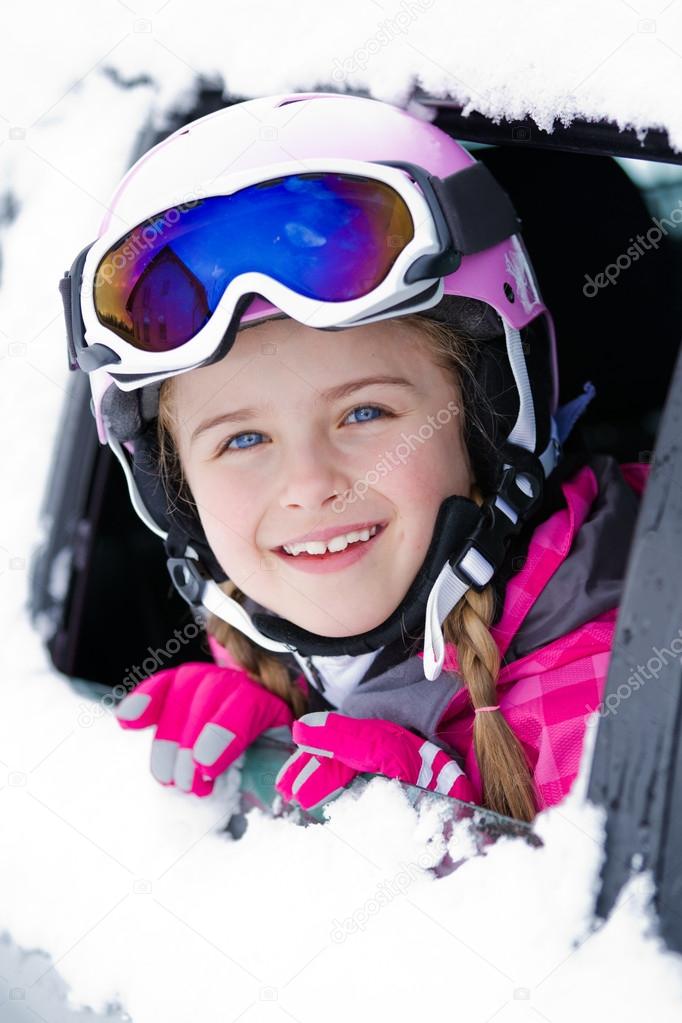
{"left": 190, "top": 374, "right": 417, "bottom": 443}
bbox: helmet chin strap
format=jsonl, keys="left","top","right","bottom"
{"left": 422, "top": 319, "right": 559, "bottom": 679}
{"left": 107, "top": 319, "right": 560, "bottom": 678}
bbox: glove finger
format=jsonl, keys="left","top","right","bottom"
{"left": 418, "top": 749, "right": 477, "bottom": 802}
{"left": 172, "top": 670, "right": 246, "bottom": 795}
{"left": 149, "top": 735, "right": 179, "bottom": 786}
{"left": 274, "top": 749, "right": 356, "bottom": 811}
{"left": 149, "top": 667, "right": 214, "bottom": 785}
{"left": 152, "top": 665, "right": 216, "bottom": 743}
{"left": 401, "top": 741, "right": 477, "bottom": 803}
{"left": 171, "top": 747, "right": 216, "bottom": 796}
{"left": 114, "top": 661, "right": 219, "bottom": 731}
{"left": 178, "top": 669, "right": 246, "bottom": 751}
{"left": 448, "top": 774, "right": 477, "bottom": 804}
{"left": 274, "top": 749, "right": 313, "bottom": 800}
{"left": 114, "top": 667, "right": 180, "bottom": 730}
{"left": 192, "top": 679, "right": 294, "bottom": 780}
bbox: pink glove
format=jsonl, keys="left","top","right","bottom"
{"left": 114, "top": 661, "right": 294, "bottom": 796}
{"left": 275, "top": 711, "right": 477, "bottom": 810}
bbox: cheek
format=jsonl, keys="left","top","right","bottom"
{"left": 378, "top": 421, "right": 469, "bottom": 502}
{"left": 184, "top": 465, "right": 259, "bottom": 553}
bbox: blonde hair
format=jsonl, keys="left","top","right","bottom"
{"left": 156, "top": 315, "right": 538, "bottom": 821}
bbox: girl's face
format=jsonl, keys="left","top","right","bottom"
{"left": 171, "top": 317, "right": 473, "bottom": 638}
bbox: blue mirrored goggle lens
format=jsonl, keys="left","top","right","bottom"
{"left": 93, "top": 172, "right": 414, "bottom": 352}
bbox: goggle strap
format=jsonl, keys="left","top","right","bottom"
{"left": 61, "top": 242, "right": 120, "bottom": 373}
{"left": 58, "top": 271, "right": 78, "bottom": 371}
{"left": 432, "top": 162, "right": 522, "bottom": 256}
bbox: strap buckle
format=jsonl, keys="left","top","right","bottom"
{"left": 450, "top": 444, "right": 544, "bottom": 592}
{"left": 166, "top": 555, "right": 209, "bottom": 608}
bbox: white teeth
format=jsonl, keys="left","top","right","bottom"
{"left": 283, "top": 524, "right": 379, "bottom": 557}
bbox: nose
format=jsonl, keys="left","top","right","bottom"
{"left": 277, "top": 437, "right": 352, "bottom": 512}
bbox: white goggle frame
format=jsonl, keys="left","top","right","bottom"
{"left": 80, "top": 158, "right": 449, "bottom": 392}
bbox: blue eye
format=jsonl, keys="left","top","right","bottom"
{"left": 223, "top": 431, "right": 266, "bottom": 452}
{"left": 218, "top": 404, "right": 388, "bottom": 454}
{"left": 344, "top": 404, "right": 385, "bottom": 424}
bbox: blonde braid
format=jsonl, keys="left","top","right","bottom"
{"left": 441, "top": 485, "right": 538, "bottom": 822}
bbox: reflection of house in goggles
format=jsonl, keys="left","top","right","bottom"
{"left": 124, "top": 249, "right": 210, "bottom": 352}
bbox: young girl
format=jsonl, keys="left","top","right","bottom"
{"left": 60, "top": 92, "right": 648, "bottom": 823}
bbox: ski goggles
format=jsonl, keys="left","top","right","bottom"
{"left": 60, "top": 157, "right": 521, "bottom": 389}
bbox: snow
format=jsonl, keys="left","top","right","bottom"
{"left": 1, "top": 645, "right": 682, "bottom": 1021}
{"left": 4, "top": 0, "right": 682, "bottom": 151}
{"left": 2, "top": 1, "right": 682, "bottom": 1019}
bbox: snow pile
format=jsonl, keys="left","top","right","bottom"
{"left": 2, "top": 6, "right": 682, "bottom": 1020}
{"left": 3, "top": 0, "right": 682, "bottom": 151}
{"left": 0, "top": 635, "right": 681, "bottom": 1022}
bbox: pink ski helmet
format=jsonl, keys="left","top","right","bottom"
{"left": 59, "top": 92, "right": 562, "bottom": 679}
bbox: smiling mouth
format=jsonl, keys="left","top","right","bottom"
{"left": 276, "top": 523, "right": 386, "bottom": 559}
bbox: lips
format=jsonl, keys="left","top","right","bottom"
{"left": 273, "top": 520, "right": 387, "bottom": 551}
{"left": 271, "top": 522, "right": 386, "bottom": 573}
{"left": 278, "top": 523, "right": 384, "bottom": 557}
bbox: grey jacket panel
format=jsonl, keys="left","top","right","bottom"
{"left": 342, "top": 655, "right": 460, "bottom": 736}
